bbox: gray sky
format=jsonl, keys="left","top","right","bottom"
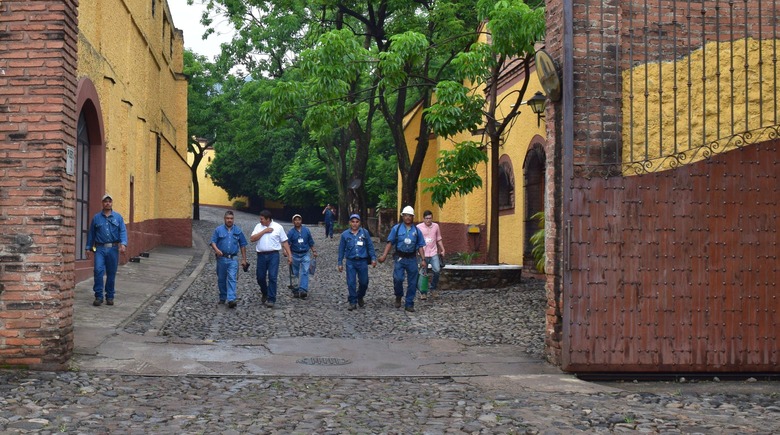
{"left": 167, "top": 0, "right": 234, "bottom": 60}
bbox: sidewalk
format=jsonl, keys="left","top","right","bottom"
{"left": 72, "top": 243, "right": 204, "bottom": 361}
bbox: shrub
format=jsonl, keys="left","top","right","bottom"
{"left": 530, "top": 211, "right": 545, "bottom": 273}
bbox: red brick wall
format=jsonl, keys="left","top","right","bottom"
{"left": 0, "top": 0, "right": 79, "bottom": 370}
{"left": 542, "top": 0, "right": 565, "bottom": 366}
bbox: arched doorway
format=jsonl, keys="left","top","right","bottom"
{"left": 523, "top": 141, "right": 546, "bottom": 271}
{"left": 74, "top": 78, "right": 107, "bottom": 282}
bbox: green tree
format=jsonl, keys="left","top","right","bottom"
{"left": 198, "top": 0, "right": 479, "bottom": 220}
{"left": 424, "top": 0, "right": 545, "bottom": 264}
{"left": 277, "top": 146, "right": 337, "bottom": 207}
{"left": 185, "top": 50, "right": 227, "bottom": 220}
{"left": 205, "top": 77, "right": 303, "bottom": 204}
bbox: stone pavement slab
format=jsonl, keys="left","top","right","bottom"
{"left": 73, "top": 247, "right": 194, "bottom": 355}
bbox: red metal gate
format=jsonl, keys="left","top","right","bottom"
{"left": 560, "top": 0, "right": 780, "bottom": 371}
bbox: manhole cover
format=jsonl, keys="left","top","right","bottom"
{"left": 296, "top": 357, "right": 352, "bottom": 366}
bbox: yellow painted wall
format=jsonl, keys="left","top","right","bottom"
{"left": 77, "top": 0, "right": 191, "bottom": 221}
{"left": 622, "top": 37, "right": 779, "bottom": 174}
{"left": 188, "top": 148, "right": 248, "bottom": 207}
{"left": 404, "top": 66, "right": 546, "bottom": 265}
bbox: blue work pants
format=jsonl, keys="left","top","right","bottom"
{"left": 393, "top": 256, "right": 419, "bottom": 308}
{"left": 256, "top": 252, "right": 280, "bottom": 303}
{"left": 93, "top": 245, "right": 119, "bottom": 300}
{"left": 216, "top": 256, "right": 239, "bottom": 302}
{"left": 345, "top": 258, "right": 369, "bottom": 305}
{"left": 291, "top": 252, "right": 311, "bottom": 293}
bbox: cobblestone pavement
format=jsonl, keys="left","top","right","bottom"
{"left": 1, "top": 207, "right": 778, "bottom": 434}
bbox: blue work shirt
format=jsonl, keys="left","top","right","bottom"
{"left": 287, "top": 225, "right": 315, "bottom": 253}
{"left": 386, "top": 223, "right": 424, "bottom": 253}
{"left": 85, "top": 211, "right": 128, "bottom": 249}
{"left": 324, "top": 208, "right": 335, "bottom": 224}
{"left": 211, "top": 224, "right": 248, "bottom": 255}
{"left": 338, "top": 227, "right": 376, "bottom": 266}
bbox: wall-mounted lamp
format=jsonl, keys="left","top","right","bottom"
{"left": 526, "top": 91, "right": 547, "bottom": 127}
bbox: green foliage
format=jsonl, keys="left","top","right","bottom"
{"left": 422, "top": 1, "right": 546, "bottom": 213}
{"left": 277, "top": 147, "right": 337, "bottom": 206}
{"left": 423, "top": 81, "right": 485, "bottom": 138}
{"left": 376, "top": 191, "right": 397, "bottom": 210}
{"left": 233, "top": 200, "right": 247, "bottom": 210}
{"left": 422, "top": 141, "right": 489, "bottom": 207}
{"left": 452, "top": 251, "right": 479, "bottom": 265}
{"left": 204, "top": 77, "right": 304, "bottom": 201}
{"left": 529, "top": 211, "right": 545, "bottom": 273}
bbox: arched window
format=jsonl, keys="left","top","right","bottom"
{"left": 498, "top": 155, "right": 514, "bottom": 211}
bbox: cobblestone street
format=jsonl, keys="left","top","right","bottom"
{"left": 1, "top": 207, "right": 778, "bottom": 434}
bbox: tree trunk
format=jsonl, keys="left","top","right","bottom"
{"left": 190, "top": 152, "right": 203, "bottom": 220}
{"left": 486, "top": 136, "right": 500, "bottom": 264}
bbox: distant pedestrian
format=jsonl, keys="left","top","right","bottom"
{"left": 378, "top": 206, "right": 426, "bottom": 312}
{"left": 287, "top": 214, "right": 318, "bottom": 299}
{"left": 210, "top": 210, "right": 248, "bottom": 308}
{"left": 337, "top": 214, "right": 377, "bottom": 311}
{"left": 84, "top": 193, "right": 128, "bottom": 307}
{"left": 250, "top": 210, "right": 292, "bottom": 308}
{"left": 322, "top": 203, "right": 336, "bottom": 239}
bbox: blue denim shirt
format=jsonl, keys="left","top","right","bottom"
{"left": 324, "top": 208, "right": 335, "bottom": 224}
{"left": 85, "top": 211, "right": 128, "bottom": 249}
{"left": 211, "top": 224, "right": 248, "bottom": 255}
{"left": 338, "top": 227, "right": 376, "bottom": 266}
{"left": 386, "top": 224, "right": 424, "bottom": 253}
{"left": 287, "top": 225, "right": 315, "bottom": 253}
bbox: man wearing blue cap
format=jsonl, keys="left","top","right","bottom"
{"left": 337, "top": 213, "right": 377, "bottom": 311}
{"left": 85, "top": 193, "right": 128, "bottom": 307}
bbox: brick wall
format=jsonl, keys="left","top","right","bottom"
{"left": 0, "top": 0, "right": 79, "bottom": 370}
{"left": 542, "top": 0, "right": 565, "bottom": 366}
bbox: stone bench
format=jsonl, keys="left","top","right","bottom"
{"left": 436, "top": 264, "right": 523, "bottom": 290}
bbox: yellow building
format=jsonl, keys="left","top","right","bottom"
{"left": 404, "top": 50, "right": 547, "bottom": 267}
{"left": 75, "top": 0, "right": 192, "bottom": 281}
{"left": 188, "top": 144, "right": 248, "bottom": 208}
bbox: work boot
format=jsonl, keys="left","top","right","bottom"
{"left": 348, "top": 304, "right": 357, "bottom": 311}
{"left": 394, "top": 296, "right": 402, "bottom": 308}
{"left": 106, "top": 299, "right": 114, "bottom": 306}
{"left": 358, "top": 298, "right": 365, "bottom": 307}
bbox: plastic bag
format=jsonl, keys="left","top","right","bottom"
{"left": 309, "top": 257, "right": 317, "bottom": 275}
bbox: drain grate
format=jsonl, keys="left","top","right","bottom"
{"left": 296, "top": 357, "right": 352, "bottom": 366}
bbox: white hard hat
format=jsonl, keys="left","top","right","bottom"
{"left": 401, "top": 205, "right": 415, "bottom": 216}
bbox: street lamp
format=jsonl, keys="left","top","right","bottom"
{"left": 527, "top": 91, "right": 547, "bottom": 127}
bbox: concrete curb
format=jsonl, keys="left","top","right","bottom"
{"left": 147, "top": 231, "right": 211, "bottom": 335}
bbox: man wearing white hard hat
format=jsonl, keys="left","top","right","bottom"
{"left": 378, "top": 205, "right": 426, "bottom": 312}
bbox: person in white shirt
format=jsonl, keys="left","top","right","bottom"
{"left": 416, "top": 210, "right": 446, "bottom": 299}
{"left": 249, "top": 210, "right": 292, "bottom": 308}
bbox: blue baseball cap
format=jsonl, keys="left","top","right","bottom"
{"left": 349, "top": 214, "right": 361, "bottom": 221}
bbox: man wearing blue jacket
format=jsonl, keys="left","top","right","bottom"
{"left": 85, "top": 194, "right": 128, "bottom": 307}
{"left": 210, "top": 210, "right": 248, "bottom": 308}
{"left": 378, "top": 206, "right": 426, "bottom": 312}
{"left": 338, "top": 214, "right": 376, "bottom": 311}
{"left": 287, "top": 214, "right": 318, "bottom": 299}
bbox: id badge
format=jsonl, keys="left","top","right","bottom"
{"left": 357, "top": 240, "right": 364, "bottom": 246}
{"left": 425, "top": 237, "right": 432, "bottom": 244}
{"left": 404, "top": 238, "right": 412, "bottom": 244}
{"left": 298, "top": 238, "right": 304, "bottom": 244}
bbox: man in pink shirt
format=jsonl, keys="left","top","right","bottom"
{"left": 416, "top": 210, "right": 446, "bottom": 299}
